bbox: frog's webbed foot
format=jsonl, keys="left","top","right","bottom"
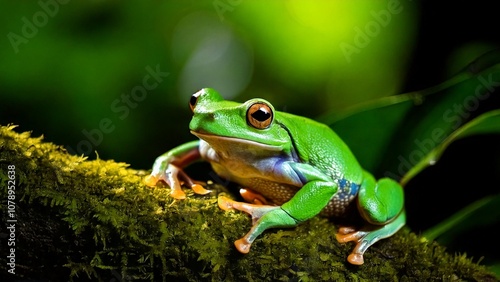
{"left": 218, "top": 188, "right": 275, "bottom": 225}
{"left": 218, "top": 196, "right": 278, "bottom": 225}
{"left": 335, "top": 226, "right": 370, "bottom": 265}
{"left": 144, "top": 164, "right": 211, "bottom": 199}
{"left": 218, "top": 195, "right": 295, "bottom": 253}
{"left": 335, "top": 210, "right": 406, "bottom": 265}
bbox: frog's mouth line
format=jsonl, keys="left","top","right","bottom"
{"left": 190, "top": 131, "right": 283, "bottom": 151}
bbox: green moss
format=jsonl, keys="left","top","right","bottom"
{"left": 0, "top": 124, "right": 498, "bottom": 281}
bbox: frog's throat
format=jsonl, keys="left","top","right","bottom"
{"left": 191, "top": 131, "right": 283, "bottom": 152}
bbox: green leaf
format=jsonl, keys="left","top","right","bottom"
{"left": 401, "top": 109, "right": 500, "bottom": 185}
{"left": 320, "top": 94, "right": 416, "bottom": 173}
{"left": 320, "top": 49, "right": 500, "bottom": 181}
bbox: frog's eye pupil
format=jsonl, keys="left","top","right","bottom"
{"left": 189, "top": 92, "right": 202, "bottom": 112}
{"left": 189, "top": 95, "right": 197, "bottom": 107}
{"left": 247, "top": 102, "right": 273, "bottom": 129}
{"left": 251, "top": 108, "right": 271, "bottom": 121}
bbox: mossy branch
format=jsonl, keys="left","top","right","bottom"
{"left": 0, "top": 125, "right": 497, "bottom": 281}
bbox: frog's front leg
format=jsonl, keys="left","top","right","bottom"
{"left": 144, "top": 140, "right": 210, "bottom": 199}
{"left": 218, "top": 162, "right": 338, "bottom": 254}
{"left": 336, "top": 172, "right": 405, "bottom": 265}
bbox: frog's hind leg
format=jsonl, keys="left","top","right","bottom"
{"left": 336, "top": 210, "right": 406, "bottom": 265}
{"left": 336, "top": 174, "right": 405, "bottom": 265}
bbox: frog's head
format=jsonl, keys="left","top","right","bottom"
{"left": 188, "top": 88, "right": 291, "bottom": 152}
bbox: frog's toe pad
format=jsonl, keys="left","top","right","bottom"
{"left": 240, "top": 188, "right": 268, "bottom": 205}
{"left": 348, "top": 253, "right": 364, "bottom": 265}
{"left": 144, "top": 175, "right": 159, "bottom": 187}
{"left": 218, "top": 196, "right": 235, "bottom": 211}
{"left": 170, "top": 188, "right": 187, "bottom": 200}
{"left": 235, "top": 238, "right": 251, "bottom": 254}
{"left": 336, "top": 233, "right": 355, "bottom": 243}
{"left": 192, "top": 184, "right": 211, "bottom": 195}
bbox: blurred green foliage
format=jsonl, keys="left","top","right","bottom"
{"left": 1, "top": 0, "right": 418, "bottom": 167}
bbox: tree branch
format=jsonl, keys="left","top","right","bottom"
{"left": 0, "top": 125, "right": 496, "bottom": 281}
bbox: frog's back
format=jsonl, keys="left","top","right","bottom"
{"left": 276, "top": 111, "right": 363, "bottom": 183}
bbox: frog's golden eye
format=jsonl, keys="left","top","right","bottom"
{"left": 247, "top": 102, "right": 273, "bottom": 129}
{"left": 189, "top": 91, "right": 202, "bottom": 112}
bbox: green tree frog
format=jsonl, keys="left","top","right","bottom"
{"left": 145, "top": 88, "right": 405, "bottom": 265}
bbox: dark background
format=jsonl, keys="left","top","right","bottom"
{"left": 401, "top": 1, "right": 500, "bottom": 268}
